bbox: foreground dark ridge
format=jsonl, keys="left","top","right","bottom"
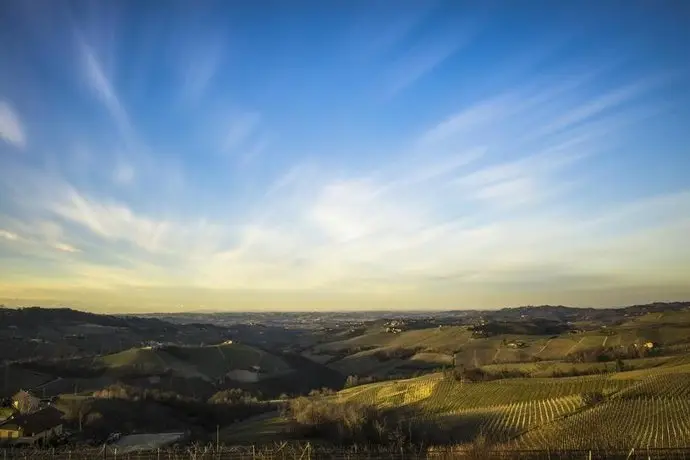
{"left": 1, "top": 444, "right": 690, "bottom": 460}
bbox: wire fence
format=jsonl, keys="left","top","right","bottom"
{"left": 1, "top": 445, "right": 690, "bottom": 460}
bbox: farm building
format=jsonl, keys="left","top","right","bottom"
{"left": 0, "top": 406, "right": 63, "bottom": 444}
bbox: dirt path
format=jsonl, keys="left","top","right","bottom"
{"left": 565, "top": 337, "right": 585, "bottom": 356}
{"left": 536, "top": 339, "right": 553, "bottom": 356}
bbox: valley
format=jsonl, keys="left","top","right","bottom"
{"left": 1, "top": 302, "right": 690, "bottom": 457}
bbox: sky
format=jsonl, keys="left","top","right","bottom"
{"left": 0, "top": 1, "right": 689, "bottom": 313}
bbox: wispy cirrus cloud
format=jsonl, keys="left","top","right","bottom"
{"left": 53, "top": 242, "right": 80, "bottom": 253}
{"left": 346, "top": 2, "right": 439, "bottom": 62}
{"left": 384, "top": 35, "right": 469, "bottom": 97}
{"left": 0, "top": 229, "right": 19, "bottom": 241}
{"left": 179, "top": 40, "right": 224, "bottom": 104}
{"left": 223, "top": 112, "right": 261, "bottom": 152}
{"left": 0, "top": 101, "right": 25, "bottom": 149}
{"left": 78, "top": 40, "right": 132, "bottom": 140}
{"left": 15, "top": 72, "right": 685, "bottom": 298}
{"left": 1, "top": 0, "right": 687, "bottom": 311}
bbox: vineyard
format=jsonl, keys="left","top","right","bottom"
{"left": 513, "top": 396, "right": 690, "bottom": 449}
{"left": 332, "top": 361, "right": 690, "bottom": 449}
{"left": 340, "top": 373, "right": 634, "bottom": 411}
{"left": 425, "top": 395, "right": 585, "bottom": 443}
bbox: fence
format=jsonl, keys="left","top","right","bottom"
{"left": 1, "top": 445, "right": 690, "bottom": 460}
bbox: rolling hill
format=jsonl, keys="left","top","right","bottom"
{"left": 277, "top": 353, "right": 690, "bottom": 448}
{"left": 307, "top": 309, "right": 690, "bottom": 381}
{"left": 98, "top": 342, "right": 292, "bottom": 383}
{"left": 0, "top": 306, "right": 233, "bottom": 363}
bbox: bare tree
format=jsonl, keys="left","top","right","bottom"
{"left": 62, "top": 397, "right": 91, "bottom": 432}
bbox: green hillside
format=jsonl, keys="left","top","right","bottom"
{"left": 311, "top": 311, "right": 690, "bottom": 380}
{"left": 98, "top": 342, "right": 291, "bottom": 382}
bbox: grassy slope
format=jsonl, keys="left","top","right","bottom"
{"left": 98, "top": 343, "right": 291, "bottom": 382}
{"left": 219, "top": 411, "right": 290, "bottom": 443}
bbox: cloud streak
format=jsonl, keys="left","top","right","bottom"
{"left": 0, "top": 101, "right": 25, "bottom": 149}
{"left": 1, "top": 4, "right": 688, "bottom": 310}
{"left": 3, "top": 70, "right": 687, "bottom": 307}
{"left": 78, "top": 40, "right": 132, "bottom": 141}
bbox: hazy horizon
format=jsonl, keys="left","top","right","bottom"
{"left": 1, "top": 2, "right": 689, "bottom": 313}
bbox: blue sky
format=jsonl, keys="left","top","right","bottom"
{"left": 0, "top": 1, "right": 689, "bottom": 312}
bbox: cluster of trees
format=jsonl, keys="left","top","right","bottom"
{"left": 207, "top": 388, "right": 260, "bottom": 405}
{"left": 61, "top": 383, "right": 275, "bottom": 443}
{"left": 443, "top": 367, "right": 529, "bottom": 382}
{"left": 93, "top": 383, "right": 184, "bottom": 401}
{"left": 581, "top": 391, "right": 605, "bottom": 406}
{"left": 470, "top": 320, "right": 570, "bottom": 338}
{"left": 286, "top": 397, "right": 412, "bottom": 445}
{"left": 567, "top": 344, "right": 658, "bottom": 364}
{"left": 372, "top": 347, "right": 421, "bottom": 362}
{"left": 551, "top": 360, "right": 627, "bottom": 378}
{"left": 344, "top": 375, "right": 375, "bottom": 388}
{"left": 285, "top": 395, "right": 493, "bottom": 447}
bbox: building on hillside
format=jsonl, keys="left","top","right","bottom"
{"left": 0, "top": 406, "right": 63, "bottom": 444}
{"left": 11, "top": 390, "right": 41, "bottom": 414}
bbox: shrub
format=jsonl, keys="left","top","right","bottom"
{"left": 443, "top": 367, "right": 528, "bottom": 382}
{"left": 344, "top": 375, "right": 360, "bottom": 388}
{"left": 286, "top": 397, "right": 420, "bottom": 445}
{"left": 308, "top": 387, "right": 335, "bottom": 397}
{"left": 208, "top": 388, "right": 258, "bottom": 404}
{"left": 581, "top": 391, "right": 605, "bottom": 406}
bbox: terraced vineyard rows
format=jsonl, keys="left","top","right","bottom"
{"left": 414, "top": 375, "right": 634, "bottom": 414}
{"left": 340, "top": 373, "right": 639, "bottom": 413}
{"left": 428, "top": 395, "right": 585, "bottom": 443}
{"left": 615, "top": 373, "right": 690, "bottom": 399}
{"left": 513, "top": 397, "right": 690, "bottom": 449}
{"left": 335, "top": 359, "right": 690, "bottom": 449}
